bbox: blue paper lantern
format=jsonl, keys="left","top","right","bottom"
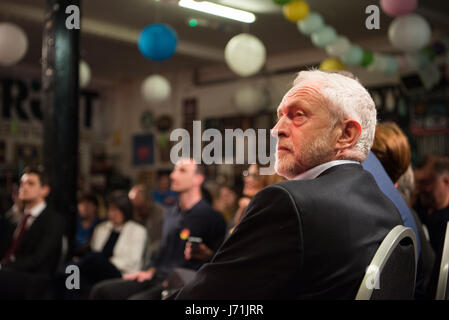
{"left": 138, "top": 24, "right": 178, "bottom": 61}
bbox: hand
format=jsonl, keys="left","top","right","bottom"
{"left": 238, "top": 197, "right": 251, "bottom": 208}
{"left": 184, "top": 242, "right": 213, "bottom": 261}
{"left": 123, "top": 268, "right": 156, "bottom": 282}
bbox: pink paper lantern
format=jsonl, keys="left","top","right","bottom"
{"left": 380, "top": 0, "right": 417, "bottom": 17}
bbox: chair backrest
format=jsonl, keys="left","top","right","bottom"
{"left": 356, "top": 225, "right": 417, "bottom": 300}
{"left": 436, "top": 222, "right": 449, "bottom": 300}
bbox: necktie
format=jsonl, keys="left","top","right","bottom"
{"left": 1, "top": 213, "right": 32, "bottom": 264}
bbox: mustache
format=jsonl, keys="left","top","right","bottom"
{"left": 276, "top": 139, "right": 294, "bottom": 151}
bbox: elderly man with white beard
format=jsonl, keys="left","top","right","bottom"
{"left": 175, "top": 70, "right": 404, "bottom": 300}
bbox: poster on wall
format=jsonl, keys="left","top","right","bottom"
{"left": 133, "top": 134, "right": 154, "bottom": 166}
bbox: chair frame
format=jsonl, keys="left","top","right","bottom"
{"left": 436, "top": 222, "right": 449, "bottom": 300}
{"left": 356, "top": 225, "right": 418, "bottom": 300}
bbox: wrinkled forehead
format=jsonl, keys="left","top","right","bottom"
{"left": 278, "top": 81, "right": 324, "bottom": 113}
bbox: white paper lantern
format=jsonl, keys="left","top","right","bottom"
{"left": 141, "top": 74, "right": 171, "bottom": 103}
{"left": 0, "top": 23, "right": 28, "bottom": 66}
{"left": 325, "top": 36, "right": 351, "bottom": 57}
{"left": 225, "top": 33, "right": 266, "bottom": 77}
{"left": 234, "top": 85, "right": 270, "bottom": 115}
{"left": 79, "top": 60, "right": 91, "bottom": 88}
{"left": 388, "top": 14, "right": 431, "bottom": 52}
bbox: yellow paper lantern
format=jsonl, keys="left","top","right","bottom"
{"left": 319, "top": 58, "right": 345, "bottom": 71}
{"left": 283, "top": 1, "right": 310, "bottom": 23}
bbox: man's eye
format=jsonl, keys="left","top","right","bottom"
{"left": 296, "top": 112, "right": 304, "bottom": 117}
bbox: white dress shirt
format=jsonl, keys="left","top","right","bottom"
{"left": 293, "top": 160, "right": 360, "bottom": 181}
{"left": 24, "top": 201, "right": 47, "bottom": 229}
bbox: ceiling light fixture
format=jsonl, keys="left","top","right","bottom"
{"left": 178, "top": 0, "right": 256, "bottom": 23}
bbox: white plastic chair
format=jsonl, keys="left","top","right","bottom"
{"left": 436, "top": 222, "right": 449, "bottom": 300}
{"left": 356, "top": 225, "right": 417, "bottom": 300}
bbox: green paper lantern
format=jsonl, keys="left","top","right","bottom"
{"left": 272, "top": 0, "right": 292, "bottom": 5}
{"left": 361, "top": 51, "right": 374, "bottom": 67}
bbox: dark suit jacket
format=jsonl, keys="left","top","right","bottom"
{"left": 175, "top": 164, "right": 403, "bottom": 299}
{"left": 1, "top": 206, "right": 64, "bottom": 275}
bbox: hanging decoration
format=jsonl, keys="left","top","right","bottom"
{"left": 0, "top": 22, "right": 29, "bottom": 66}
{"left": 224, "top": 33, "right": 266, "bottom": 77}
{"left": 388, "top": 14, "right": 431, "bottom": 52}
{"left": 272, "top": 0, "right": 446, "bottom": 79}
{"left": 319, "top": 58, "right": 345, "bottom": 71}
{"left": 141, "top": 74, "right": 171, "bottom": 103}
{"left": 282, "top": 1, "right": 310, "bottom": 23}
{"left": 138, "top": 24, "right": 178, "bottom": 61}
{"left": 380, "top": 0, "right": 417, "bottom": 17}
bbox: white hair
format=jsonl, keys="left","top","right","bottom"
{"left": 293, "top": 69, "right": 377, "bottom": 162}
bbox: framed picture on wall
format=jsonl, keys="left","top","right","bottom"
{"left": 133, "top": 134, "right": 154, "bottom": 166}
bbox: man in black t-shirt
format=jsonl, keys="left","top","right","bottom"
{"left": 90, "top": 158, "right": 226, "bottom": 300}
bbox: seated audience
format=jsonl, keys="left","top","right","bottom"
{"left": 371, "top": 122, "right": 435, "bottom": 299}
{"left": 68, "top": 190, "right": 147, "bottom": 298}
{"left": 0, "top": 166, "right": 64, "bottom": 299}
{"left": 74, "top": 193, "right": 101, "bottom": 257}
{"left": 153, "top": 173, "right": 178, "bottom": 207}
{"left": 230, "top": 163, "right": 284, "bottom": 233}
{"left": 414, "top": 157, "right": 449, "bottom": 266}
{"left": 128, "top": 184, "right": 165, "bottom": 262}
{"left": 213, "top": 184, "right": 238, "bottom": 225}
{"left": 90, "top": 159, "right": 226, "bottom": 300}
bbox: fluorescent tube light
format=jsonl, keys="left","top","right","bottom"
{"left": 179, "top": 0, "right": 256, "bottom": 23}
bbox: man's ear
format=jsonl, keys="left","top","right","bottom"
{"left": 442, "top": 173, "right": 449, "bottom": 187}
{"left": 334, "top": 119, "right": 362, "bottom": 151}
{"left": 196, "top": 174, "right": 205, "bottom": 187}
{"left": 41, "top": 185, "right": 51, "bottom": 198}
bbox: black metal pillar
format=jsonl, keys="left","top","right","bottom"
{"left": 42, "top": 0, "right": 80, "bottom": 258}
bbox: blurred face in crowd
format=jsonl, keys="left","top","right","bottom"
{"left": 418, "top": 170, "right": 449, "bottom": 211}
{"left": 170, "top": 159, "right": 203, "bottom": 193}
{"left": 129, "top": 186, "right": 145, "bottom": 208}
{"left": 107, "top": 204, "right": 125, "bottom": 227}
{"left": 18, "top": 173, "right": 50, "bottom": 207}
{"left": 243, "top": 164, "right": 265, "bottom": 197}
{"left": 78, "top": 200, "right": 97, "bottom": 220}
{"left": 272, "top": 82, "right": 337, "bottom": 179}
{"left": 219, "top": 186, "right": 237, "bottom": 207}
{"left": 158, "top": 175, "right": 170, "bottom": 191}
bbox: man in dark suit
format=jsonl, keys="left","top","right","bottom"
{"left": 0, "top": 167, "right": 64, "bottom": 299}
{"left": 175, "top": 70, "right": 404, "bottom": 299}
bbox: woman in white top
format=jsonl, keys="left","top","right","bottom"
{"left": 76, "top": 191, "right": 148, "bottom": 293}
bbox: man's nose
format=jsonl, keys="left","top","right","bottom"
{"left": 271, "top": 116, "right": 288, "bottom": 138}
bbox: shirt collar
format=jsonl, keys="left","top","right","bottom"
{"left": 26, "top": 201, "right": 47, "bottom": 218}
{"left": 293, "top": 160, "right": 360, "bottom": 181}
